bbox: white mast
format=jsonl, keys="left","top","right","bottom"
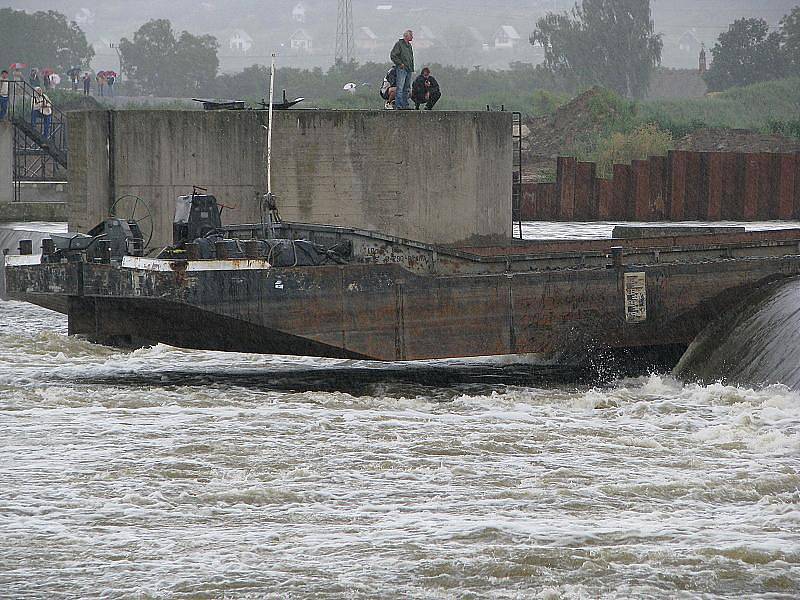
{"left": 267, "top": 52, "right": 276, "bottom": 195}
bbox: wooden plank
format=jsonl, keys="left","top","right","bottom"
{"left": 597, "top": 179, "right": 613, "bottom": 220}
{"left": 756, "top": 153, "right": 777, "bottom": 220}
{"left": 519, "top": 183, "right": 536, "bottom": 220}
{"left": 632, "top": 160, "right": 650, "bottom": 220}
{"left": 612, "top": 164, "right": 632, "bottom": 220}
{"left": 556, "top": 156, "right": 576, "bottom": 221}
{"left": 649, "top": 156, "right": 667, "bottom": 221}
{"left": 743, "top": 154, "right": 759, "bottom": 220}
{"left": 706, "top": 152, "right": 724, "bottom": 221}
{"left": 724, "top": 153, "right": 746, "bottom": 220}
{"left": 574, "top": 161, "right": 597, "bottom": 221}
{"left": 684, "top": 151, "right": 702, "bottom": 220}
{"left": 669, "top": 151, "right": 687, "bottom": 220}
{"left": 777, "top": 154, "right": 796, "bottom": 220}
{"left": 794, "top": 154, "right": 800, "bottom": 219}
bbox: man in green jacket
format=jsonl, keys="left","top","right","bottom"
{"left": 390, "top": 30, "right": 414, "bottom": 109}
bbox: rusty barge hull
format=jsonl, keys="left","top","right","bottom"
{"left": 6, "top": 224, "right": 800, "bottom": 364}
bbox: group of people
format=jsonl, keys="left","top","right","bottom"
{"left": 0, "top": 69, "right": 54, "bottom": 139}
{"left": 381, "top": 30, "right": 441, "bottom": 110}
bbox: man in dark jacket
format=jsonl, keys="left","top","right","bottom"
{"left": 389, "top": 30, "right": 414, "bottom": 109}
{"left": 411, "top": 67, "right": 441, "bottom": 110}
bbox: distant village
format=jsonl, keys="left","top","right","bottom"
{"left": 78, "top": 0, "right": 727, "bottom": 75}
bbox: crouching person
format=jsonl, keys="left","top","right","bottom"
{"left": 411, "top": 67, "right": 441, "bottom": 110}
{"left": 380, "top": 65, "right": 397, "bottom": 109}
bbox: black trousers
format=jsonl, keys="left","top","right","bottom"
{"left": 414, "top": 90, "right": 441, "bottom": 110}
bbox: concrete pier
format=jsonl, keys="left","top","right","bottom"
{"left": 68, "top": 110, "right": 513, "bottom": 248}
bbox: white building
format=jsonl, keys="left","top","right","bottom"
{"left": 229, "top": 30, "right": 253, "bottom": 53}
{"left": 494, "top": 25, "right": 521, "bottom": 49}
{"left": 290, "top": 29, "right": 313, "bottom": 52}
{"left": 355, "top": 27, "right": 380, "bottom": 51}
{"left": 292, "top": 2, "right": 307, "bottom": 23}
{"left": 413, "top": 25, "right": 437, "bottom": 50}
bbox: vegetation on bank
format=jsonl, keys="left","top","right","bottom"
{"left": 551, "top": 78, "right": 800, "bottom": 177}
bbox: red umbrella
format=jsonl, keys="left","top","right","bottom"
{"left": 40, "top": 68, "right": 55, "bottom": 77}
{"left": 9, "top": 62, "right": 27, "bottom": 70}
{"left": 104, "top": 70, "right": 118, "bottom": 78}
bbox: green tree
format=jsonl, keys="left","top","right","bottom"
{"left": 703, "top": 18, "right": 785, "bottom": 92}
{"left": 0, "top": 8, "right": 94, "bottom": 73}
{"left": 530, "top": 0, "right": 663, "bottom": 99}
{"left": 120, "top": 19, "right": 219, "bottom": 96}
{"left": 781, "top": 7, "right": 800, "bottom": 76}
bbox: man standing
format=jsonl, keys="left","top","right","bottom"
{"left": 390, "top": 30, "right": 414, "bottom": 110}
{"left": 31, "top": 87, "right": 53, "bottom": 139}
{"left": 0, "top": 71, "right": 9, "bottom": 120}
{"left": 411, "top": 67, "right": 441, "bottom": 110}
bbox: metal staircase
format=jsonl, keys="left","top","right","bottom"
{"left": 6, "top": 80, "right": 68, "bottom": 200}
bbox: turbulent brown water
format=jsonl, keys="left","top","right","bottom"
{"left": 2, "top": 299, "right": 799, "bottom": 598}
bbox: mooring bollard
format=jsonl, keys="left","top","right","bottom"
{"left": 243, "top": 240, "right": 261, "bottom": 259}
{"left": 19, "top": 240, "right": 33, "bottom": 255}
{"left": 215, "top": 241, "right": 230, "bottom": 260}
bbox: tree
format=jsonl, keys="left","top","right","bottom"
{"left": 781, "top": 7, "right": 800, "bottom": 77}
{"left": 530, "top": 0, "right": 662, "bottom": 99}
{"left": 120, "top": 19, "right": 219, "bottom": 96}
{"left": 0, "top": 8, "right": 94, "bottom": 72}
{"left": 703, "top": 18, "right": 785, "bottom": 92}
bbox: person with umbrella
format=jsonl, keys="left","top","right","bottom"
{"left": 29, "top": 68, "right": 41, "bottom": 89}
{"left": 41, "top": 68, "right": 53, "bottom": 90}
{"left": 106, "top": 71, "right": 117, "bottom": 97}
{"left": 9, "top": 63, "right": 26, "bottom": 82}
{"left": 68, "top": 67, "right": 81, "bottom": 91}
{"left": 82, "top": 72, "right": 91, "bottom": 96}
{"left": 96, "top": 71, "right": 107, "bottom": 97}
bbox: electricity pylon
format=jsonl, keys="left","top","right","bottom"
{"left": 335, "top": 0, "right": 354, "bottom": 64}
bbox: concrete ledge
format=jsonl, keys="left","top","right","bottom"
{"left": 0, "top": 202, "right": 68, "bottom": 222}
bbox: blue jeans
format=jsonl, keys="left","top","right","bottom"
{"left": 395, "top": 67, "right": 412, "bottom": 108}
{"left": 0, "top": 96, "right": 7, "bottom": 120}
{"left": 31, "top": 110, "right": 51, "bottom": 138}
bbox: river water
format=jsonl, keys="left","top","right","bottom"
{"left": 2, "top": 298, "right": 799, "bottom": 598}
{"left": 3, "top": 221, "right": 800, "bottom": 597}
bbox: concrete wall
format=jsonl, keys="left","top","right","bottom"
{"left": 68, "top": 110, "right": 512, "bottom": 247}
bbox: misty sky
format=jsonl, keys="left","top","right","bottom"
{"left": 4, "top": 0, "right": 798, "bottom": 72}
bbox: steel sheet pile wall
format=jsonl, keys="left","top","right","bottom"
{"left": 521, "top": 151, "right": 800, "bottom": 221}
{"left": 68, "top": 110, "right": 512, "bottom": 248}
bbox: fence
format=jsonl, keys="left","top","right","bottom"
{"left": 521, "top": 151, "right": 800, "bottom": 221}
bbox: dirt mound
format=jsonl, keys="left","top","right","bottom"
{"left": 675, "top": 128, "right": 800, "bottom": 153}
{"left": 521, "top": 87, "right": 625, "bottom": 180}
{"left": 525, "top": 87, "right": 618, "bottom": 158}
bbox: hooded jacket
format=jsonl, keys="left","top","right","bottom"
{"left": 390, "top": 38, "right": 414, "bottom": 73}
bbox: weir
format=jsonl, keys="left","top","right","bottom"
{"left": 675, "top": 277, "right": 800, "bottom": 389}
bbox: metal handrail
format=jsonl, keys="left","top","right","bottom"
{"left": 6, "top": 79, "right": 68, "bottom": 167}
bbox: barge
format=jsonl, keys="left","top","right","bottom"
{"left": 6, "top": 192, "right": 800, "bottom": 369}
